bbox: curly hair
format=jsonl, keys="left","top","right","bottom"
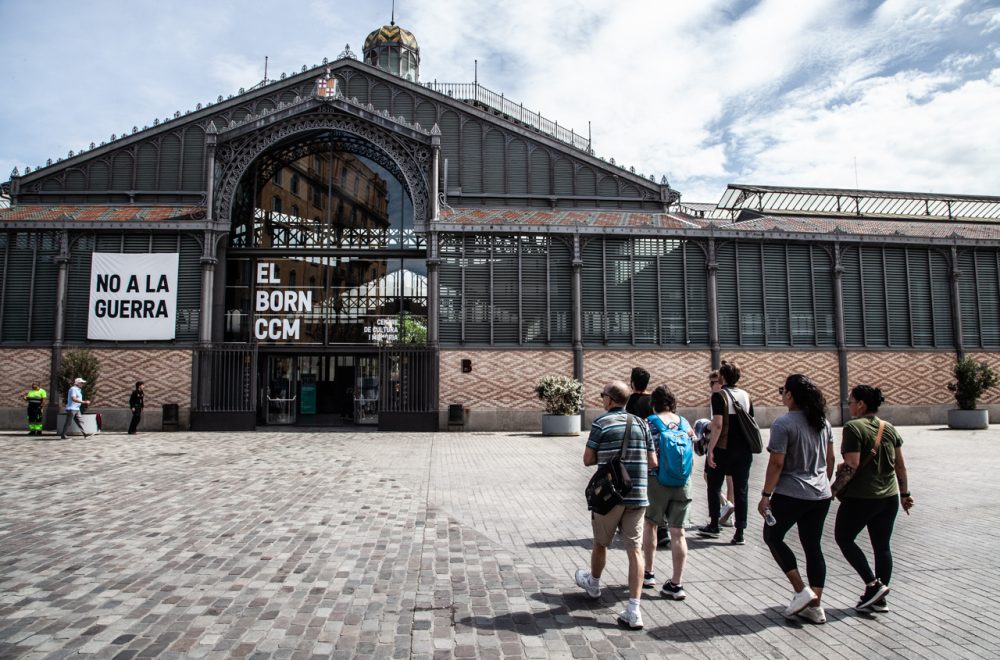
{"left": 850, "top": 384, "right": 886, "bottom": 413}
{"left": 784, "top": 374, "right": 828, "bottom": 432}
{"left": 650, "top": 384, "right": 677, "bottom": 413}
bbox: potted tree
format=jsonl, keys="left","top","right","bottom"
{"left": 946, "top": 356, "right": 997, "bottom": 430}
{"left": 535, "top": 375, "right": 583, "bottom": 436}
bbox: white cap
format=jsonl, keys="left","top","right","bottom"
{"left": 74, "top": 377, "right": 87, "bottom": 384}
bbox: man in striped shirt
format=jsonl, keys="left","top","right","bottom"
{"left": 575, "top": 380, "right": 657, "bottom": 630}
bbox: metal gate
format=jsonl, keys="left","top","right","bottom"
{"left": 191, "top": 343, "right": 258, "bottom": 430}
{"left": 377, "top": 345, "right": 438, "bottom": 431}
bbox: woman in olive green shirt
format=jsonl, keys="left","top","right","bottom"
{"left": 834, "top": 384, "right": 915, "bottom": 613}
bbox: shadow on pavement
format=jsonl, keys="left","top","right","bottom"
{"left": 527, "top": 537, "right": 592, "bottom": 549}
{"left": 457, "top": 600, "right": 624, "bottom": 635}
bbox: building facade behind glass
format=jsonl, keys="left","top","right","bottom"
{"left": 2, "top": 22, "right": 999, "bottom": 431}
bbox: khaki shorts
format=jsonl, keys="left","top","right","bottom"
{"left": 645, "top": 480, "right": 691, "bottom": 529}
{"left": 592, "top": 505, "right": 645, "bottom": 550}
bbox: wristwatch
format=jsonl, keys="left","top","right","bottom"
{"left": 761, "top": 490, "right": 772, "bottom": 497}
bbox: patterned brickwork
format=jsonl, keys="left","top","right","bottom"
{"left": 846, "top": 351, "right": 955, "bottom": 406}
{"left": 439, "top": 350, "right": 573, "bottom": 410}
{"left": 582, "top": 350, "right": 710, "bottom": 409}
{"left": 718, "top": 351, "right": 840, "bottom": 408}
{"left": 963, "top": 352, "right": 1000, "bottom": 405}
{"left": 89, "top": 349, "right": 193, "bottom": 410}
{"left": 0, "top": 348, "right": 52, "bottom": 407}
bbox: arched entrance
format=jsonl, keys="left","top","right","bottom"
{"left": 210, "top": 110, "right": 435, "bottom": 429}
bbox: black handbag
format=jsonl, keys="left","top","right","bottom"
{"left": 585, "top": 415, "right": 635, "bottom": 515}
{"left": 721, "top": 389, "right": 763, "bottom": 454}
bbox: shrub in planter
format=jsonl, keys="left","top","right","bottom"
{"left": 58, "top": 349, "right": 101, "bottom": 405}
{"left": 535, "top": 375, "right": 583, "bottom": 416}
{"left": 947, "top": 357, "right": 997, "bottom": 410}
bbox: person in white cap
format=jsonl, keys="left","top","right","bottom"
{"left": 60, "top": 377, "right": 92, "bottom": 439}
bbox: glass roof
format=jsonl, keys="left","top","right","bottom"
{"left": 715, "top": 184, "right": 1000, "bottom": 221}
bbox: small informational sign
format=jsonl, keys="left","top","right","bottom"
{"left": 300, "top": 382, "right": 317, "bottom": 415}
{"left": 87, "top": 253, "right": 179, "bottom": 340}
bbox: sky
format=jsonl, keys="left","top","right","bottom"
{"left": 1, "top": 0, "right": 999, "bottom": 204}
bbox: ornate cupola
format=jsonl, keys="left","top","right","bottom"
{"left": 363, "top": 20, "right": 420, "bottom": 82}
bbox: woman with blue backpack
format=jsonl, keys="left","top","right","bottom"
{"left": 641, "top": 384, "right": 694, "bottom": 601}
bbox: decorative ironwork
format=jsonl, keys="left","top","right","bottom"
{"left": 338, "top": 44, "right": 357, "bottom": 60}
{"left": 214, "top": 108, "right": 431, "bottom": 230}
{"left": 421, "top": 81, "right": 592, "bottom": 153}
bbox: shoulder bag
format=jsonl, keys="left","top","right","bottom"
{"left": 585, "top": 414, "right": 635, "bottom": 515}
{"left": 721, "top": 388, "right": 763, "bottom": 454}
{"left": 830, "top": 419, "right": 885, "bottom": 500}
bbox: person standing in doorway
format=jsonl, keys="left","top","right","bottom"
{"left": 24, "top": 382, "right": 47, "bottom": 435}
{"left": 128, "top": 381, "right": 145, "bottom": 435}
{"left": 576, "top": 381, "right": 656, "bottom": 631}
{"left": 60, "top": 378, "right": 91, "bottom": 439}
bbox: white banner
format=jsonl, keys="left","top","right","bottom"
{"left": 87, "top": 252, "right": 179, "bottom": 340}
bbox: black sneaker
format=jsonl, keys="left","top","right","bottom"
{"left": 855, "top": 580, "right": 890, "bottom": 610}
{"left": 642, "top": 572, "right": 656, "bottom": 589}
{"left": 657, "top": 526, "right": 671, "bottom": 547}
{"left": 730, "top": 531, "right": 745, "bottom": 545}
{"left": 868, "top": 597, "right": 889, "bottom": 613}
{"left": 698, "top": 524, "right": 721, "bottom": 538}
{"left": 660, "top": 581, "right": 687, "bottom": 600}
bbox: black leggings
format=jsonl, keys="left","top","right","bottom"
{"left": 763, "top": 494, "right": 831, "bottom": 588}
{"left": 706, "top": 448, "right": 752, "bottom": 529}
{"left": 835, "top": 495, "right": 899, "bottom": 585}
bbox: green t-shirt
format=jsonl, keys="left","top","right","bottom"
{"left": 840, "top": 416, "right": 903, "bottom": 499}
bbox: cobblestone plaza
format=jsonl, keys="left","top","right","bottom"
{"left": 1, "top": 425, "right": 997, "bottom": 659}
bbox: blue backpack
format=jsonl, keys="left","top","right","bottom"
{"left": 647, "top": 414, "right": 693, "bottom": 487}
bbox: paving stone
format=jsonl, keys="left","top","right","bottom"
{"left": 0, "top": 427, "right": 992, "bottom": 658}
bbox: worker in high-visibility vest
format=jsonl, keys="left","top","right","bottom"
{"left": 25, "top": 382, "right": 47, "bottom": 435}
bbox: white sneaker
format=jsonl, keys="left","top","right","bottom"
{"left": 720, "top": 502, "right": 735, "bottom": 526}
{"left": 574, "top": 569, "right": 600, "bottom": 598}
{"left": 617, "top": 607, "right": 644, "bottom": 630}
{"left": 783, "top": 587, "right": 817, "bottom": 618}
{"left": 797, "top": 605, "right": 826, "bottom": 624}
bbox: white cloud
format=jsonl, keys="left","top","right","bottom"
{"left": 2, "top": 0, "right": 999, "bottom": 204}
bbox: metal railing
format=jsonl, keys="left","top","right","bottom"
{"left": 193, "top": 343, "right": 257, "bottom": 412}
{"left": 422, "top": 82, "right": 592, "bottom": 153}
{"left": 378, "top": 345, "right": 436, "bottom": 415}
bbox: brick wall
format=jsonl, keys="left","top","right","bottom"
{"left": 88, "top": 349, "right": 193, "bottom": 411}
{"left": 846, "top": 351, "right": 955, "bottom": 406}
{"left": 581, "top": 351, "right": 710, "bottom": 409}
{"left": 0, "top": 348, "right": 52, "bottom": 406}
{"left": 439, "top": 350, "right": 573, "bottom": 410}
{"left": 719, "top": 351, "right": 840, "bottom": 408}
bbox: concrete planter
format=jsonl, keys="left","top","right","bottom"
{"left": 56, "top": 412, "right": 101, "bottom": 436}
{"left": 542, "top": 414, "right": 581, "bottom": 436}
{"left": 948, "top": 409, "right": 989, "bottom": 430}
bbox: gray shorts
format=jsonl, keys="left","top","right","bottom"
{"left": 645, "top": 479, "right": 691, "bottom": 529}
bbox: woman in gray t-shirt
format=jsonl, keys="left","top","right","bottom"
{"left": 757, "top": 374, "right": 835, "bottom": 624}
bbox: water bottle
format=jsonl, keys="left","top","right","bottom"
{"left": 764, "top": 508, "right": 777, "bottom": 527}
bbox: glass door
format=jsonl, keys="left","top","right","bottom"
{"left": 353, "top": 356, "right": 380, "bottom": 425}
{"left": 264, "top": 355, "right": 297, "bottom": 425}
